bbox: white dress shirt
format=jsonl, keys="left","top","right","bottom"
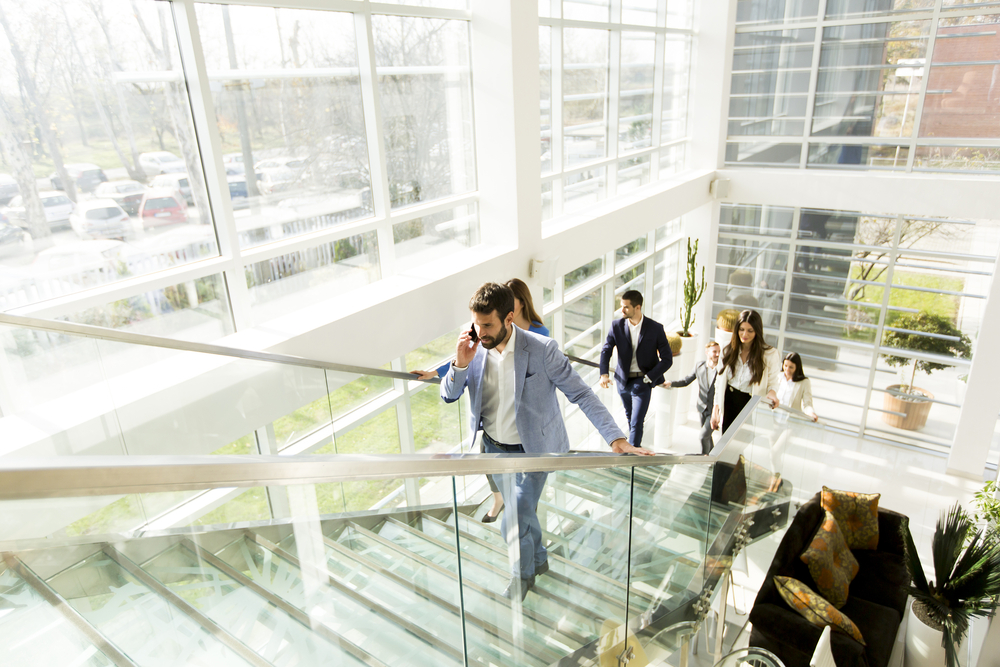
{"left": 480, "top": 325, "right": 521, "bottom": 444}
{"left": 627, "top": 316, "right": 643, "bottom": 376}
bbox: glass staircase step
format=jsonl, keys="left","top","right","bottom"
{"left": 45, "top": 548, "right": 258, "bottom": 667}
{"left": 372, "top": 518, "right": 602, "bottom": 642}
{"left": 336, "top": 523, "right": 581, "bottom": 661}
{"left": 0, "top": 559, "right": 118, "bottom": 666}
{"left": 141, "top": 542, "right": 370, "bottom": 667}
{"left": 213, "top": 533, "right": 440, "bottom": 667}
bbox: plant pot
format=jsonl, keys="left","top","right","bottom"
{"left": 882, "top": 385, "right": 934, "bottom": 431}
{"left": 905, "top": 599, "right": 965, "bottom": 667}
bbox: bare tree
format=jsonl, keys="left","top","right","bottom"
{"left": 0, "top": 0, "right": 77, "bottom": 202}
{"left": 0, "top": 94, "right": 47, "bottom": 239}
{"left": 846, "top": 216, "right": 949, "bottom": 301}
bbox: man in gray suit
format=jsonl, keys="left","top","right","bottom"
{"left": 664, "top": 340, "right": 720, "bottom": 454}
{"left": 442, "top": 282, "right": 652, "bottom": 601}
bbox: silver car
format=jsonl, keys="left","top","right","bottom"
{"left": 69, "top": 200, "right": 134, "bottom": 240}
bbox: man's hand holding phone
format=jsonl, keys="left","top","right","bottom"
{"left": 455, "top": 323, "right": 479, "bottom": 369}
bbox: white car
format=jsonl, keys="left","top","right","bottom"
{"left": 3, "top": 191, "right": 75, "bottom": 233}
{"left": 69, "top": 200, "right": 133, "bottom": 240}
{"left": 150, "top": 173, "right": 193, "bottom": 206}
{"left": 139, "top": 151, "right": 186, "bottom": 177}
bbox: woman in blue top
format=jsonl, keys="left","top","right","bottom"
{"left": 410, "top": 278, "right": 549, "bottom": 522}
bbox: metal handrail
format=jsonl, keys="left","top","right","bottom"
{"left": 0, "top": 396, "right": 764, "bottom": 500}
{"left": 0, "top": 312, "right": 433, "bottom": 384}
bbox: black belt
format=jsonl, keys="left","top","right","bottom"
{"left": 482, "top": 431, "right": 522, "bottom": 452}
{"left": 628, "top": 372, "right": 645, "bottom": 379}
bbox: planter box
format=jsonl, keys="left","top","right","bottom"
{"left": 882, "top": 385, "right": 934, "bottom": 431}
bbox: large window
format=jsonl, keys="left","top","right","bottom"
{"left": 0, "top": 0, "right": 478, "bottom": 335}
{"left": 728, "top": 0, "right": 1000, "bottom": 171}
{"left": 540, "top": 1, "right": 694, "bottom": 224}
{"left": 715, "top": 203, "right": 993, "bottom": 449}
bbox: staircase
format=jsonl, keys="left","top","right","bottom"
{"left": 0, "top": 462, "right": 790, "bottom": 666}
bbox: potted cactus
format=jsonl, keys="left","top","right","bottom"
{"left": 679, "top": 237, "right": 707, "bottom": 338}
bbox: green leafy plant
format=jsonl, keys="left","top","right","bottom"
{"left": 971, "top": 481, "right": 1000, "bottom": 532}
{"left": 679, "top": 237, "right": 707, "bottom": 336}
{"left": 881, "top": 311, "right": 972, "bottom": 396}
{"left": 902, "top": 504, "right": 1000, "bottom": 667}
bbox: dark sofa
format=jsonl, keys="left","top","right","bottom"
{"left": 748, "top": 493, "right": 911, "bottom": 667}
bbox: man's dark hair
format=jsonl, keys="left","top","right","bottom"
{"left": 622, "top": 290, "right": 643, "bottom": 308}
{"left": 470, "top": 282, "right": 515, "bottom": 320}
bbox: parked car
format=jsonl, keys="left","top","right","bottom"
{"left": 0, "top": 214, "right": 31, "bottom": 257}
{"left": 150, "top": 173, "right": 193, "bottom": 206}
{"left": 94, "top": 180, "right": 147, "bottom": 215}
{"left": 69, "top": 200, "right": 134, "bottom": 241}
{"left": 0, "top": 174, "right": 20, "bottom": 205}
{"left": 228, "top": 176, "right": 249, "bottom": 210}
{"left": 50, "top": 163, "right": 108, "bottom": 193}
{"left": 3, "top": 191, "right": 75, "bottom": 233}
{"left": 138, "top": 189, "right": 188, "bottom": 228}
{"left": 255, "top": 157, "right": 307, "bottom": 173}
{"left": 139, "top": 151, "right": 186, "bottom": 177}
{"left": 257, "top": 167, "right": 297, "bottom": 195}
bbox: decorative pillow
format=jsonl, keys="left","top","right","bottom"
{"left": 821, "top": 486, "right": 880, "bottom": 550}
{"left": 774, "top": 576, "right": 866, "bottom": 646}
{"left": 800, "top": 510, "right": 859, "bottom": 608}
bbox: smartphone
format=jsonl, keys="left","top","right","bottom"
{"left": 468, "top": 323, "right": 478, "bottom": 343}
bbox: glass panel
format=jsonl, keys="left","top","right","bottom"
{"left": 867, "top": 363, "right": 964, "bottom": 446}
{"left": 658, "top": 144, "right": 686, "bottom": 175}
{"left": 736, "top": 0, "right": 820, "bottom": 24}
{"left": 245, "top": 232, "right": 380, "bottom": 325}
{"left": 913, "top": 146, "right": 1000, "bottom": 172}
{"left": 406, "top": 326, "right": 463, "bottom": 378}
{"left": 726, "top": 141, "right": 803, "bottom": 166}
{"left": 813, "top": 22, "right": 930, "bottom": 139}
{"left": 719, "top": 203, "right": 794, "bottom": 237}
{"left": 373, "top": 16, "right": 476, "bottom": 208}
{"left": 393, "top": 203, "right": 480, "bottom": 274}
{"left": 378, "top": 0, "right": 468, "bottom": 8}
{"left": 806, "top": 143, "right": 909, "bottom": 168}
{"left": 730, "top": 29, "right": 814, "bottom": 138}
{"left": 623, "top": 0, "right": 658, "bottom": 26}
{"left": 564, "top": 29, "right": 610, "bottom": 167}
{"left": 662, "top": 36, "right": 691, "bottom": 144}
{"left": 195, "top": 4, "right": 373, "bottom": 249}
{"left": 715, "top": 237, "right": 791, "bottom": 327}
{"left": 60, "top": 274, "right": 233, "bottom": 341}
{"left": 565, "top": 256, "right": 604, "bottom": 293}
{"left": 826, "top": 0, "right": 934, "bottom": 17}
{"left": 618, "top": 154, "right": 652, "bottom": 192}
{"left": 565, "top": 0, "right": 610, "bottom": 21}
{"left": 666, "top": 0, "right": 695, "bottom": 29}
{"left": 0, "top": 0, "right": 217, "bottom": 310}
{"left": 620, "top": 32, "right": 656, "bottom": 153}
{"left": 542, "top": 180, "right": 554, "bottom": 220}
{"left": 564, "top": 166, "right": 608, "bottom": 213}
{"left": 920, "top": 15, "right": 1000, "bottom": 139}
{"left": 616, "top": 236, "right": 648, "bottom": 266}
{"left": 615, "top": 264, "right": 647, "bottom": 298}
{"left": 564, "top": 287, "right": 604, "bottom": 362}
{"left": 655, "top": 217, "right": 682, "bottom": 245}
{"left": 541, "top": 26, "right": 553, "bottom": 173}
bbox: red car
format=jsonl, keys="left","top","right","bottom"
{"left": 139, "top": 188, "right": 188, "bottom": 229}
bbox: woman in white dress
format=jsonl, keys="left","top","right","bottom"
{"left": 710, "top": 309, "right": 780, "bottom": 433}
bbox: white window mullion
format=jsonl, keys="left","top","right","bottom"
{"left": 552, "top": 22, "right": 565, "bottom": 217}
{"left": 906, "top": 0, "right": 943, "bottom": 172}
{"left": 170, "top": 0, "right": 252, "bottom": 330}
{"left": 650, "top": 0, "right": 668, "bottom": 181}
{"left": 799, "top": 0, "right": 829, "bottom": 169}
{"left": 354, "top": 9, "right": 396, "bottom": 276}
{"left": 607, "top": 25, "right": 623, "bottom": 197}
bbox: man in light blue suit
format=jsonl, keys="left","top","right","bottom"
{"left": 442, "top": 282, "right": 652, "bottom": 601}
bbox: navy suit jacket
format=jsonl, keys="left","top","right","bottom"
{"left": 599, "top": 316, "right": 673, "bottom": 389}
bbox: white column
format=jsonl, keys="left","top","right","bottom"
{"left": 948, "top": 246, "right": 1000, "bottom": 479}
{"left": 470, "top": 1, "right": 542, "bottom": 252}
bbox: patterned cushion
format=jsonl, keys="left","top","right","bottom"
{"left": 800, "top": 510, "right": 859, "bottom": 608}
{"left": 821, "top": 486, "right": 880, "bottom": 550}
{"left": 774, "top": 576, "right": 866, "bottom": 646}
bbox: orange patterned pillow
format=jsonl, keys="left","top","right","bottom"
{"left": 774, "top": 576, "right": 866, "bottom": 645}
{"left": 821, "top": 487, "right": 880, "bottom": 550}
{"left": 800, "top": 510, "right": 859, "bottom": 608}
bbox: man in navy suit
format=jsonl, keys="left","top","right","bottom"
{"left": 442, "top": 283, "right": 651, "bottom": 601}
{"left": 599, "top": 290, "right": 673, "bottom": 448}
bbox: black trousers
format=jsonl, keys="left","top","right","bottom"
{"left": 722, "top": 385, "right": 751, "bottom": 433}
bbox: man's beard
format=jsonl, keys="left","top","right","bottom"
{"left": 480, "top": 321, "right": 508, "bottom": 350}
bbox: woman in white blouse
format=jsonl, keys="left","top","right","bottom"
{"left": 767, "top": 352, "right": 819, "bottom": 491}
{"left": 710, "top": 310, "right": 780, "bottom": 433}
